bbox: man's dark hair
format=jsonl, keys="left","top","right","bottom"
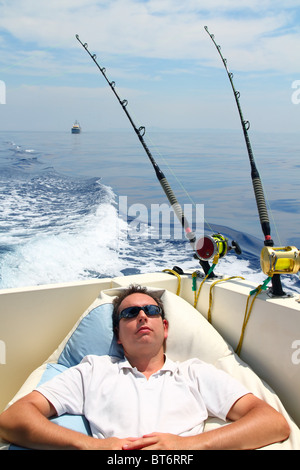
{"left": 112, "top": 284, "right": 165, "bottom": 333}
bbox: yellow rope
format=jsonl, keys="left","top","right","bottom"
{"left": 235, "top": 289, "right": 260, "bottom": 356}
{"left": 207, "top": 276, "right": 245, "bottom": 324}
{"left": 193, "top": 272, "right": 210, "bottom": 308}
{"left": 192, "top": 266, "right": 272, "bottom": 357}
{"left": 235, "top": 276, "right": 272, "bottom": 356}
{"left": 193, "top": 254, "right": 220, "bottom": 308}
{"left": 165, "top": 266, "right": 269, "bottom": 358}
{"left": 162, "top": 269, "right": 182, "bottom": 296}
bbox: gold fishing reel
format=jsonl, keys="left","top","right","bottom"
{"left": 260, "top": 246, "right": 300, "bottom": 276}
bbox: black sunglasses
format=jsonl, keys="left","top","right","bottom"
{"left": 119, "top": 304, "right": 162, "bottom": 321}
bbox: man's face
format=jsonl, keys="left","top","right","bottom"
{"left": 116, "top": 293, "right": 168, "bottom": 357}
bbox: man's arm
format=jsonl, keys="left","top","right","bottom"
{"left": 123, "top": 394, "right": 291, "bottom": 450}
{"left": 194, "top": 393, "right": 291, "bottom": 450}
{"left": 0, "top": 391, "right": 135, "bottom": 450}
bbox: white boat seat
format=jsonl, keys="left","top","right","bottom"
{"left": 2, "top": 287, "right": 300, "bottom": 450}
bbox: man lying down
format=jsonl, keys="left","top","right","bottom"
{"left": 0, "top": 285, "right": 290, "bottom": 450}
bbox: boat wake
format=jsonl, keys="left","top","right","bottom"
{"left": 0, "top": 138, "right": 299, "bottom": 293}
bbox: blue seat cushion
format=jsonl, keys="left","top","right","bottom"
{"left": 9, "top": 302, "right": 124, "bottom": 449}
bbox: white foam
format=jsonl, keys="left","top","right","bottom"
{"left": 0, "top": 202, "right": 129, "bottom": 288}
{"left": 1, "top": 176, "right": 299, "bottom": 293}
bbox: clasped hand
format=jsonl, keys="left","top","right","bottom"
{"left": 95, "top": 432, "right": 187, "bottom": 450}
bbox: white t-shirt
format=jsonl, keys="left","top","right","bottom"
{"left": 36, "top": 355, "right": 249, "bottom": 439}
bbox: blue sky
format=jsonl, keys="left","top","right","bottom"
{"left": 0, "top": 0, "right": 300, "bottom": 132}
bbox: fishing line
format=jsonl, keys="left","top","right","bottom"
{"left": 76, "top": 34, "right": 242, "bottom": 277}
{"left": 112, "top": 94, "right": 218, "bottom": 257}
{"left": 204, "top": 26, "right": 285, "bottom": 296}
{"left": 138, "top": 129, "right": 215, "bottom": 234}
{"left": 75, "top": 35, "right": 196, "bottom": 244}
{"left": 204, "top": 27, "right": 273, "bottom": 242}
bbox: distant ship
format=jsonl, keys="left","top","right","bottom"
{"left": 71, "top": 121, "right": 81, "bottom": 134}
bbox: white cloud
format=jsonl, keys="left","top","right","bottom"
{"left": 0, "top": 1, "right": 299, "bottom": 133}
{"left": 0, "top": 0, "right": 299, "bottom": 72}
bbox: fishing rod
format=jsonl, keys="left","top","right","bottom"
{"left": 204, "top": 26, "right": 285, "bottom": 296}
{"left": 75, "top": 37, "right": 198, "bottom": 257}
{"left": 76, "top": 34, "right": 240, "bottom": 277}
{"left": 75, "top": 35, "right": 192, "bottom": 238}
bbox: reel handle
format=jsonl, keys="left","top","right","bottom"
{"left": 230, "top": 240, "right": 242, "bottom": 255}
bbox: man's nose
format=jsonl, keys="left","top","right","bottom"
{"left": 137, "top": 308, "right": 147, "bottom": 320}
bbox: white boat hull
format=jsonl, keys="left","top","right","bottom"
{"left": 1, "top": 271, "right": 300, "bottom": 432}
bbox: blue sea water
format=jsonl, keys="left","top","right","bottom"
{"left": 0, "top": 129, "right": 299, "bottom": 293}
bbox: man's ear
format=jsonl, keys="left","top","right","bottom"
{"left": 163, "top": 319, "right": 169, "bottom": 340}
{"left": 114, "top": 326, "right": 120, "bottom": 342}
